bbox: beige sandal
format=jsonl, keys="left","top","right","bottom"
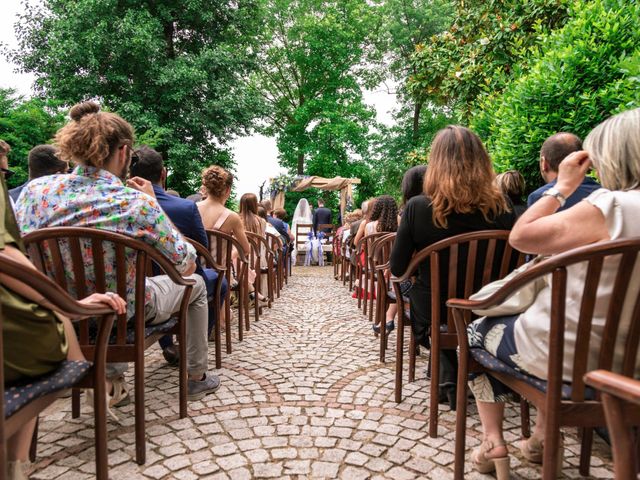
{"left": 86, "top": 375, "right": 130, "bottom": 422}
{"left": 471, "top": 440, "right": 510, "bottom": 480}
{"left": 7, "top": 460, "right": 30, "bottom": 480}
{"left": 520, "top": 434, "right": 564, "bottom": 474}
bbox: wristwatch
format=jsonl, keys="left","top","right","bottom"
{"left": 541, "top": 187, "right": 567, "bottom": 208}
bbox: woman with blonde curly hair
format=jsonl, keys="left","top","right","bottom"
{"left": 389, "top": 125, "right": 517, "bottom": 407}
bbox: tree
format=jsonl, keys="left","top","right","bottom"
{"left": 409, "top": 0, "right": 570, "bottom": 120}
{"left": 0, "top": 88, "right": 65, "bottom": 188}
{"left": 377, "top": 0, "right": 452, "bottom": 141}
{"left": 253, "top": 0, "right": 377, "bottom": 176}
{"left": 477, "top": 0, "right": 640, "bottom": 191}
{"left": 10, "top": 0, "right": 266, "bottom": 194}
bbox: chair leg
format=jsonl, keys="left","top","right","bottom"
{"left": 408, "top": 333, "right": 416, "bottom": 383}
{"left": 520, "top": 398, "right": 531, "bottom": 439}
{"left": 579, "top": 427, "right": 593, "bottom": 477}
{"left": 71, "top": 388, "right": 81, "bottom": 418}
{"left": 542, "top": 418, "right": 562, "bottom": 479}
{"left": 134, "top": 358, "right": 146, "bottom": 465}
{"left": 395, "top": 308, "right": 405, "bottom": 404}
{"left": 179, "top": 314, "right": 188, "bottom": 420}
{"left": 227, "top": 291, "right": 234, "bottom": 354}
{"left": 429, "top": 330, "right": 440, "bottom": 438}
{"left": 454, "top": 348, "right": 469, "bottom": 480}
{"left": 29, "top": 416, "right": 39, "bottom": 463}
{"left": 93, "top": 369, "right": 108, "bottom": 480}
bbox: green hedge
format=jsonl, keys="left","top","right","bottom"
{"left": 473, "top": 0, "right": 640, "bottom": 192}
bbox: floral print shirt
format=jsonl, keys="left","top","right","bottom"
{"left": 15, "top": 165, "right": 196, "bottom": 317}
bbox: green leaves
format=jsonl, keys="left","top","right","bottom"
{"left": 0, "top": 89, "right": 65, "bottom": 188}
{"left": 11, "top": 0, "right": 267, "bottom": 195}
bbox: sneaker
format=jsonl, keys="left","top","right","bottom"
{"left": 162, "top": 345, "right": 180, "bottom": 366}
{"left": 188, "top": 373, "right": 221, "bottom": 400}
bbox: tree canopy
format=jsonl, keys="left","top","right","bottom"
{"left": 10, "top": 0, "right": 266, "bottom": 194}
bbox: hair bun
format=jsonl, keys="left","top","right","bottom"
{"left": 69, "top": 101, "right": 100, "bottom": 122}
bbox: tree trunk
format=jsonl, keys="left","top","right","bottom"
{"left": 297, "top": 152, "right": 304, "bottom": 174}
{"left": 412, "top": 100, "right": 423, "bottom": 144}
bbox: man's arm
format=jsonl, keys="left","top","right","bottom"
{"left": 312, "top": 210, "right": 319, "bottom": 234}
{"left": 191, "top": 203, "right": 209, "bottom": 249}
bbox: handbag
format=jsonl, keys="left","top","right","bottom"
{"left": 469, "top": 255, "right": 548, "bottom": 317}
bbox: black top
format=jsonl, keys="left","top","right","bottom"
{"left": 313, "top": 207, "right": 332, "bottom": 234}
{"left": 390, "top": 195, "right": 517, "bottom": 316}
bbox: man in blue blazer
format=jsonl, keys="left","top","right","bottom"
{"left": 131, "top": 146, "right": 227, "bottom": 365}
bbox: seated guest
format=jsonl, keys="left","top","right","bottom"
{"left": 197, "top": 165, "right": 251, "bottom": 256}
{"left": 389, "top": 126, "right": 517, "bottom": 406}
{"left": 466, "top": 108, "right": 640, "bottom": 477}
{"left": 10, "top": 145, "right": 69, "bottom": 202}
{"left": 401, "top": 164, "right": 427, "bottom": 208}
{"left": 261, "top": 199, "right": 294, "bottom": 244}
{"left": 258, "top": 206, "right": 280, "bottom": 238}
{"left": 350, "top": 201, "right": 369, "bottom": 239}
{"left": 130, "top": 146, "right": 228, "bottom": 364}
{"left": 528, "top": 132, "right": 600, "bottom": 209}
{"left": 496, "top": 170, "right": 527, "bottom": 217}
{"left": 15, "top": 101, "right": 220, "bottom": 401}
{"left": 1, "top": 173, "right": 127, "bottom": 479}
{"left": 313, "top": 198, "right": 332, "bottom": 235}
{"left": 354, "top": 197, "right": 379, "bottom": 245}
{"left": 273, "top": 207, "right": 293, "bottom": 241}
{"left": 239, "top": 193, "right": 269, "bottom": 305}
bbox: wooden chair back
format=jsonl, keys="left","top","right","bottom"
{"left": 295, "top": 223, "right": 313, "bottom": 252}
{"left": 370, "top": 233, "right": 397, "bottom": 362}
{"left": 449, "top": 237, "right": 640, "bottom": 479}
{"left": 355, "top": 232, "right": 389, "bottom": 312}
{"left": 391, "top": 230, "right": 524, "bottom": 435}
{"left": 0, "top": 255, "right": 116, "bottom": 479}
{"left": 584, "top": 370, "right": 640, "bottom": 480}
{"left": 333, "top": 231, "right": 343, "bottom": 279}
{"left": 246, "top": 232, "right": 276, "bottom": 319}
{"left": 265, "top": 232, "right": 284, "bottom": 297}
{"left": 205, "top": 229, "right": 249, "bottom": 352}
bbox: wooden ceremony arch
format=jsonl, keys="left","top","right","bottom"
{"left": 272, "top": 176, "right": 361, "bottom": 221}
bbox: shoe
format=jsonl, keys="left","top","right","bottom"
{"left": 188, "top": 373, "right": 221, "bottom": 400}
{"left": 520, "top": 434, "right": 564, "bottom": 474}
{"left": 7, "top": 460, "right": 30, "bottom": 480}
{"left": 471, "top": 440, "right": 509, "bottom": 479}
{"left": 372, "top": 321, "right": 395, "bottom": 334}
{"left": 437, "top": 384, "right": 456, "bottom": 411}
{"left": 162, "top": 345, "right": 180, "bottom": 366}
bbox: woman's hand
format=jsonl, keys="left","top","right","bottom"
{"left": 78, "top": 292, "right": 127, "bottom": 315}
{"left": 555, "top": 150, "right": 592, "bottom": 198}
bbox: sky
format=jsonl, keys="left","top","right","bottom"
{"left": 0, "top": 0, "right": 398, "bottom": 196}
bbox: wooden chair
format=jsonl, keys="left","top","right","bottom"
{"left": 0, "top": 256, "right": 116, "bottom": 480}
{"left": 333, "top": 231, "right": 343, "bottom": 280}
{"left": 584, "top": 370, "right": 640, "bottom": 480}
{"left": 390, "top": 230, "right": 524, "bottom": 438}
{"left": 265, "top": 232, "right": 284, "bottom": 298}
{"left": 206, "top": 229, "right": 250, "bottom": 353}
{"left": 355, "top": 232, "right": 389, "bottom": 314}
{"left": 24, "top": 227, "right": 196, "bottom": 465}
{"left": 295, "top": 223, "right": 313, "bottom": 264}
{"left": 187, "top": 239, "right": 226, "bottom": 369}
{"left": 246, "top": 232, "right": 276, "bottom": 320}
{"left": 370, "top": 233, "right": 396, "bottom": 362}
{"left": 343, "top": 235, "right": 357, "bottom": 289}
{"left": 449, "top": 238, "right": 640, "bottom": 479}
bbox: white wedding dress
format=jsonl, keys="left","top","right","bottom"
{"left": 291, "top": 198, "right": 313, "bottom": 265}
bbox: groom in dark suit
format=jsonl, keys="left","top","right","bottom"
{"left": 312, "top": 199, "right": 332, "bottom": 235}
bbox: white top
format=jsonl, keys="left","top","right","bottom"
{"left": 514, "top": 189, "right": 640, "bottom": 380}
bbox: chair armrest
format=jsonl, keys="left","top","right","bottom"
{"left": 584, "top": 370, "right": 640, "bottom": 405}
{"left": 187, "top": 239, "right": 227, "bottom": 273}
{"left": 375, "top": 262, "right": 390, "bottom": 273}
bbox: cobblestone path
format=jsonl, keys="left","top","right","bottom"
{"left": 31, "top": 266, "right": 613, "bottom": 479}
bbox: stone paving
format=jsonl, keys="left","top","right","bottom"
{"left": 30, "top": 266, "right": 613, "bottom": 479}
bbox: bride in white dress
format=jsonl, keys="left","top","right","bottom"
{"left": 291, "top": 198, "right": 313, "bottom": 265}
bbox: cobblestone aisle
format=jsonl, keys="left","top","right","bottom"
{"left": 32, "top": 267, "right": 612, "bottom": 479}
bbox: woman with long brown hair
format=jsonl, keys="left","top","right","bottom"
{"left": 389, "top": 125, "right": 517, "bottom": 407}
{"left": 239, "top": 193, "right": 266, "bottom": 236}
